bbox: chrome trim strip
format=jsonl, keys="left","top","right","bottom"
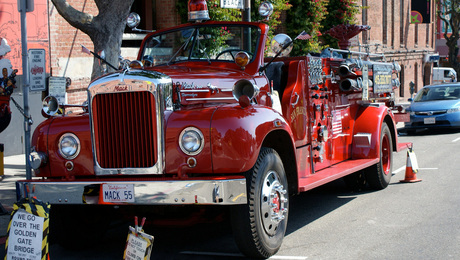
{"left": 354, "top": 132, "right": 372, "bottom": 147}
{"left": 181, "top": 89, "right": 209, "bottom": 93}
{"left": 17, "top": 178, "right": 247, "bottom": 205}
{"left": 185, "top": 97, "right": 235, "bottom": 101}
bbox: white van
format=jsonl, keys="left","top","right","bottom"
{"left": 433, "top": 67, "right": 457, "bottom": 84}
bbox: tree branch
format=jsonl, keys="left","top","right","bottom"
{"left": 51, "top": 0, "right": 96, "bottom": 34}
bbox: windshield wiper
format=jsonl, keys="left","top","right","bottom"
{"left": 167, "top": 30, "right": 195, "bottom": 65}
{"left": 196, "top": 33, "right": 211, "bottom": 65}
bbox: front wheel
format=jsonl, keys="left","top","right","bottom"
{"left": 231, "top": 148, "right": 289, "bottom": 258}
{"left": 365, "top": 122, "right": 393, "bottom": 190}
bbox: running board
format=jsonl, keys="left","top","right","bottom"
{"left": 298, "top": 158, "right": 379, "bottom": 192}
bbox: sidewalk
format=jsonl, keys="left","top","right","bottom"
{"left": 0, "top": 154, "right": 26, "bottom": 244}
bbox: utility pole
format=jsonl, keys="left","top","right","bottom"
{"left": 242, "top": 0, "right": 250, "bottom": 22}
{"left": 19, "top": 0, "right": 33, "bottom": 179}
{"left": 243, "top": 0, "right": 251, "bottom": 51}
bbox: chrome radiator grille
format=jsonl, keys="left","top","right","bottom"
{"left": 92, "top": 91, "right": 157, "bottom": 169}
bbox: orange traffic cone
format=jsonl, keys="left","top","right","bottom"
{"left": 400, "top": 149, "right": 421, "bottom": 183}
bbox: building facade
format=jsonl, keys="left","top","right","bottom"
{"left": 354, "top": 0, "right": 437, "bottom": 103}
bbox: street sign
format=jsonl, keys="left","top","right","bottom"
{"left": 48, "top": 77, "right": 67, "bottom": 105}
{"left": 220, "top": 0, "right": 243, "bottom": 9}
{"left": 28, "top": 49, "right": 46, "bottom": 91}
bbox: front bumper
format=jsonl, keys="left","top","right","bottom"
{"left": 16, "top": 177, "right": 247, "bottom": 205}
{"left": 404, "top": 112, "right": 460, "bottom": 129}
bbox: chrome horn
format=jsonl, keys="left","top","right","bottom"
{"left": 232, "top": 79, "right": 259, "bottom": 101}
{"left": 42, "top": 96, "right": 60, "bottom": 116}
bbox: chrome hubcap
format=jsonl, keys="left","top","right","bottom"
{"left": 260, "top": 171, "right": 288, "bottom": 236}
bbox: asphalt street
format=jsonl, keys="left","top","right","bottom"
{"left": 2, "top": 125, "right": 460, "bottom": 259}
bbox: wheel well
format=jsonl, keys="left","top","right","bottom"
{"left": 262, "top": 130, "right": 298, "bottom": 195}
{"left": 384, "top": 115, "right": 397, "bottom": 152}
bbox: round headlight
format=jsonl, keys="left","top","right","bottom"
{"left": 58, "top": 133, "right": 80, "bottom": 159}
{"left": 179, "top": 127, "right": 204, "bottom": 156}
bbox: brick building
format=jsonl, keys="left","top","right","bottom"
{"left": 48, "top": 0, "right": 437, "bottom": 106}
{"left": 353, "top": 0, "right": 437, "bottom": 103}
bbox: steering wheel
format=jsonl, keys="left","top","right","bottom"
{"left": 215, "top": 49, "right": 253, "bottom": 61}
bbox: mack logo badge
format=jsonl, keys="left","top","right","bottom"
{"left": 114, "top": 85, "right": 129, "bottom": 91}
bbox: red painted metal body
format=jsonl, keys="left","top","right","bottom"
{"left": 20, "top": 20, "right": 409, "bottom": 206}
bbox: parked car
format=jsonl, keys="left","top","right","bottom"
{"left": 404, "top": 83, "right": 460, "bottom": 133}
{"left": 433, "top": 67, "right": 457, "bottom": 84}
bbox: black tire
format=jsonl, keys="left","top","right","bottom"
{"left": 365, "top": 123, "right": 393, "bottom": 190}
{"left": 230, "top": 147, "right": 289, "bottom": 258}
{"left": 343, "top": 171, "right": 367, "bottom": 191}
{"left": 405, "top": 129, "right": 416, "bottom": 135}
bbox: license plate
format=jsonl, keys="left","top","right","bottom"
{"left": 424, "top": 117, "right": 436, "bottom": 124}
{"left": 102, "top": 184, "right": 135, "bottom": 203}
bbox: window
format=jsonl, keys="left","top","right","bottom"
{"left": 399, "top": 68, "right": 405, "bottom": 98}
{"left": 383, "top": 0, "right": 387, "bottom": 45}
{"left": 400, "top": 0, "right": 404, "bottom": 46}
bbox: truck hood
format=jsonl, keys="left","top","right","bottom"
{"left": 408, "top": 99, "right": 460, "bottom": 112}
{"left": 151, "top": 64, "right": 254, "bottom": 105}
{"left": 153, "top": 64, "right": 252, "bottom": 85}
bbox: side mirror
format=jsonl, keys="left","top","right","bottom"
{"left": 126, "top": 12, "right": 154, "bottom": 33}
{"left": 127, "top": 12, "right": 141, "bottom": 29}
{"left": 271, "top": 34, "right": 293, "bottom": 57}
{"left": 408, "top": 98, "right": 413, "bottom": 102}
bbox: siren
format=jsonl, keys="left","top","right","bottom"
{"left": 188, "top": 0, "right": 210, "bottom": 22}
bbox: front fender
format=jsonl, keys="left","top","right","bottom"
{"left": 32, "top": 114, "right": 94, "bottom": 177}
{"left": 352, "top": 104, "right": 393, "bottom": 159}
{"left": 164, "top": 107, "right": 216, "bottom": 175}
{"left": 211, "top": 104, "right": 294, "bottom": 174}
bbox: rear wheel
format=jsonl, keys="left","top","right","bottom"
{"left": 343, "top": 171, "right": 367, "bottom": 191}
{"left": 365, "top": 122, "right": 393, "bottom": 190}
{"left": 231, "top": 148, "right": 289, "bottom": 258}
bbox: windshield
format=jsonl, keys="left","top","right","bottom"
{"left": 140, "top": 24, "right": 261, "bottom": 67}
{"left": 414, "top": 85, "right": 460, "bottom": 102}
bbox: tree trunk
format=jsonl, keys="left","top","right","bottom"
{"left": 51, "top": 0, "right": 135, "bottom": 80}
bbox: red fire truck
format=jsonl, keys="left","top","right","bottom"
{"left": 17, "top": 1, "right": 410, "bottom": 258}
